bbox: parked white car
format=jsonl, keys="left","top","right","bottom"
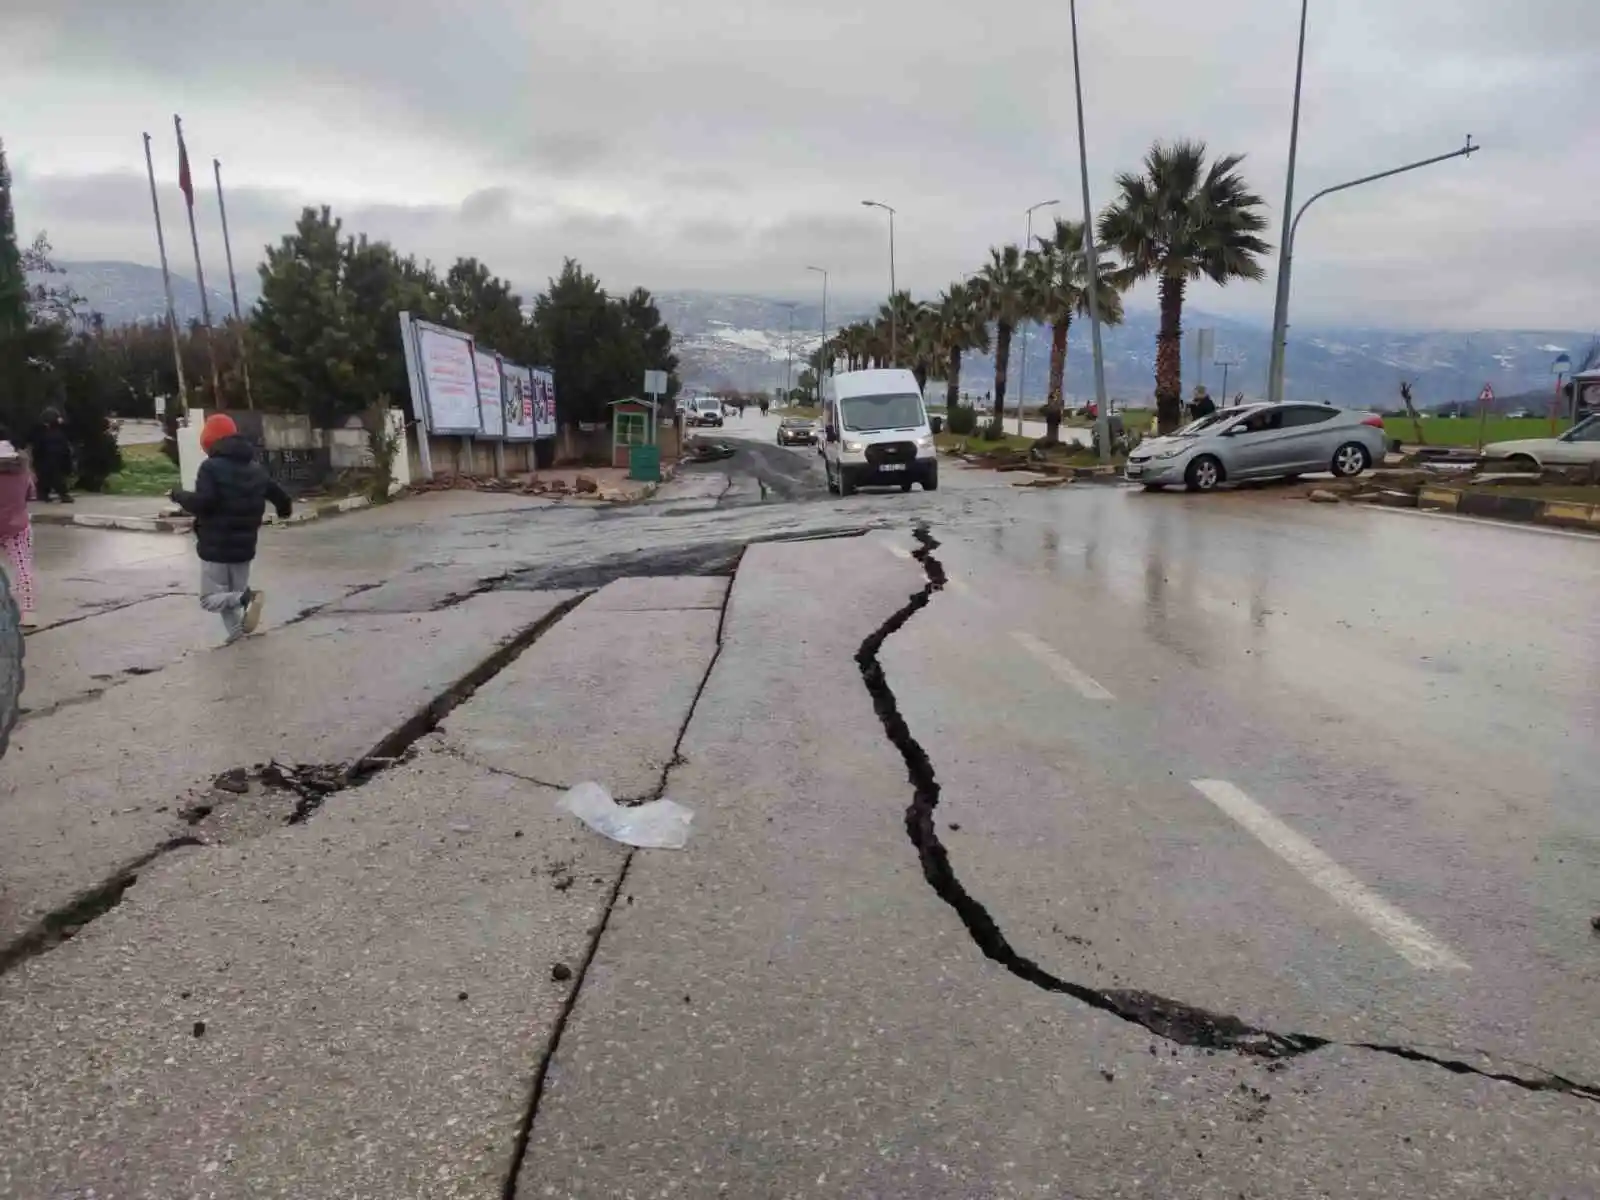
{"left": 1481, "top": 415, "right": 1600, "bottom": 470}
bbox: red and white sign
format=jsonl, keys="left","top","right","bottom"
{"left": 1478, "top": 384, "right": 1495, "bottom": 405}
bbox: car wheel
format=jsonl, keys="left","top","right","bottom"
{"left": 1331, "top": 442, "right": 1370, "bottom": 477}
{"left": 1185, "top": 455, "right": 1223, "bottom": 493}
{"left": 1506, "top": 454, "right": 1540, "bottom": 473}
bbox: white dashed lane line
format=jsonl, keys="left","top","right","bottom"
{"left": 1191, "top": 779, "right": 1470, "bottom": 972}
{"left": 1009, "top": 631, "right": 1115, "bottom": 701}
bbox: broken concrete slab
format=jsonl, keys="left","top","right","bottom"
{"left": 0, "top": 590, "right": 580, "bottom": 956}
{"left": 441, "top": 579, "right": 722, "bottom": 798}
{"left": 582, "top": 575, "right": 729, "bottom": 612}
{"left": 0, "top": 746, "right": 625, "bottom": 1199}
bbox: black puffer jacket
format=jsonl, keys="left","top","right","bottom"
{"left": 172, "top": 435, "right": 293, "bottom": 563}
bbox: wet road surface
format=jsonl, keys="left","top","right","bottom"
{"left": 2, "top": 411, "right": 1597, "bottom": 1196}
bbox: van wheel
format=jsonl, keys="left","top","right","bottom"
{"left": 1185, "top": 455, "right": 1223, "bottom": 492}
{"left": 900, "top": 480, "right": 913, "bottom": 492}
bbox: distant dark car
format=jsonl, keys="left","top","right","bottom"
{"left": 777, "top": 418, "right": 818, "bottom": 446}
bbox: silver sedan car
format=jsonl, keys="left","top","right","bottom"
{"left": 1125, "top": 403, "right": 1387, "bottom": 492}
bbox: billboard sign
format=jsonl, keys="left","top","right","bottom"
{"left": 474, "top": 348, "right": 505, "bottom": 439}
{"left": 531, "top": 367, "right": 557, "bottom": 438}
{"left": 409, "top": 319, "right": 482, "bottom": 435}
{"left": 502, "top": 363, "right": 536, "bottom": 441}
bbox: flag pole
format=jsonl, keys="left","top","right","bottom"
{"left": 142, "top": 132, "right": 188, "bottom": 414}
{"left": 175, "top": 114, "right": 223, "bottom": 409}
{"left": 212, "top": 158, "right": 254, "bottom": 409}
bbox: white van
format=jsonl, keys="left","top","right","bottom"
{"left": 821, "top": 369, "right": 938, "bottom": 495}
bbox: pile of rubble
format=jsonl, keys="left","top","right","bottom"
{"left": 404, "top": 473, "right": 608, "bottom": 498}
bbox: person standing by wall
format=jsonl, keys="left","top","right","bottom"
{"left": 169, "top": 413, "right": 293, "bottom": 646}
{"left": 0, "top": 434, "right": 38, "bottom": 627}
{"left": 28, "top": 408, "right": 73, "bottom": 504}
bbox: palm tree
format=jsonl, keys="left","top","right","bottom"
{"left": 877, "top": 291, "right": 921, "bottom": 369}
{"left": 905, "top": 302, "right": 944, "bottom": 394}
{"left": 1098, "top": 140, "right": 1270, "bottom": 433}
{"left": 1028, "top": 217, "right": 1126, "bottom": 444}
{"left": 935, "top": 282, "right": 990, "bottom": 412}
{"left": 974, "top": 244, "right": 1030, "bottom": 435}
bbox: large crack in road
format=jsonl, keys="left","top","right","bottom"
{"left": 859, "top": 523, "right": 1600, "bottom": 1105}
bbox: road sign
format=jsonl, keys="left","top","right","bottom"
{"left": 643, "top": 369, "right": 668, "bottom": 396}
{"left": 1478, "top": 384, "right": 1495, "bottom": 404}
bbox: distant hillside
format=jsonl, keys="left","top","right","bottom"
{"left": 37, "top": 260, "right": 254, "bottom": 328}
{"left": 40, "top": 262, "right": 1594, "bottom": 409}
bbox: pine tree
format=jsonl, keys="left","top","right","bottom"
{"left": 0, "top": 140, "right": 26, "bottom": 339}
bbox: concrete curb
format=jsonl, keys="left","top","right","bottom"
{"left": 36, "top": 494, "right": 378, "bottom": 535}
{"left": 1417, "top": 486, "right": 1600, "bottom": 531}
{"left": 28, "top": 509, "right": 193, "bottom": 534}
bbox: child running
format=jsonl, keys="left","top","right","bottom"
{"left": 0, "top": 434, "right": 38, "bottom": 627}
{"left": 170, "top": 414, "right": 292, "bottom": 645}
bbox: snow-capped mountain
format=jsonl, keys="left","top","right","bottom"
{"left": 655, "top": 289, "right": 1593, "bottom": 410}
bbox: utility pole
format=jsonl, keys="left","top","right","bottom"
{"left": 807, "top": 265, "right": 829, "bottom": 404}
{"left": 1068, "top": 0, "right": 1113, "bottom": 462}
{"left": 1266, "top": 0, "right": 1310, "bottom": 406}
{"left": 1017, "top": 199, "right": 1059, "bottom": 435}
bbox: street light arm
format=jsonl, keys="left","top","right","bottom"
{"left": 1288, "top": 137, "right": 1478, "bottom": 252}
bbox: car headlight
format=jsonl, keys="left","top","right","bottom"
{"left": 915, "top": 435, "right": 934, "bottom": 449}
{"left": 843, "top": 440, "right": 865, "bottom": 453}
{"left": 1152, "top": 446, "right": 1188, "bottom": 460}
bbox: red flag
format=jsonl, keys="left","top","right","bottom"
{"left": 176, "top": 122, "right": 194, "bottom": 208}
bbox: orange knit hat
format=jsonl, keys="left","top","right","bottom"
{"left": 200, "top": 413, "right": 237, "bottom": 452}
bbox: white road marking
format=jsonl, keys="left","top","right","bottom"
{"left": 1010, "top": 631, "right": 1115, "bottom": 700}
{"left": 883, "top": 543, "right": 912, "bottom": 560}
{"left": 1190, "top": 779, "right": 1470, "bottom": 972}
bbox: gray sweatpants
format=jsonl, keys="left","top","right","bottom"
{"left": 200, "top": 561, "right": 251, "bottom": 642}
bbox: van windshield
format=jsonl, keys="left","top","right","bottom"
{"left": 839, "top": 392, "right": 925, "bottom": 432}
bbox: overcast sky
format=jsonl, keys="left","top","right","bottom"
{"left": 5, "top": 0, "right": 1597, "bottom": 330}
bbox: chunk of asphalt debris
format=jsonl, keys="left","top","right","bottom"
{"left": 192, "top": 1021, "right": 207, "bottom": 1039}
{"left": 551, "top": 963, "right": 573, "bottom": 982}
{"left": 213, "top": 767, "right": 249, "bottom": 795}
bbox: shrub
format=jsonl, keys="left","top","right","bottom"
{"left": 945, "top": 401, "right": 978, "bottom": 436}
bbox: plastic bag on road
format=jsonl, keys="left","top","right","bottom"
{"left": 558, "top": 781, "right": 693, "bottom": 850}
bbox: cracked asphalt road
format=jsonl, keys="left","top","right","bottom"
{"left": 2, "top": 410, "right": 1597, "bottom": 1197}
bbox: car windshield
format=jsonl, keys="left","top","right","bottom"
{"left": 839, "top": 392, "right": 925, "bottom": 432}
{"left": 781, "top": 418, "right": 814, "bottom": 428}
{"left": 1561, "top": 415, "right": 1599, "bottom": 442}
{"left": 1176, "top": 409, "right": 1254, "bottom": 437}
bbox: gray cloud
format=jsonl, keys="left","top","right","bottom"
{"left": 5, "top": 0, "right": 1599, "bottom": 328}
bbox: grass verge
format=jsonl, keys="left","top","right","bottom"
{"left": 1399, "top": 416, "right": 1572, "bottom": 447}
{"left": 103, "top": 443, "right": 179, "bottom": 496}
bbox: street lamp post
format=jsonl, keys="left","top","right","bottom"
{"left": 1266, "top": 0, "right": 1310, "bottom": 407}
{"left": 1017, "top": 198, "right": 1060, "bottom": 434}
{"left": 1068, "top": 0, "right": 1113, "bottom": 462}
{"left": 780, "top": 302, "right": 798, "bottom": 403}
{"left": 806, "top": 265, "right": 829, "bottom": 404}
{"left": 1267, "top": 136, "right": 1479, "bottom": 403}
{"left": 861, "top": 200, "right": 897, "bottom": 362}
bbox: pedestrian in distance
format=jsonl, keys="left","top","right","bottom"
{"left": 0, "top": 432, "right": 39, "bottom": 627}
{"left": 28, "top": 408, "right": 74, "bottom": 503}
{"left": 1189, "top": 385, "right": 1216, "bottom": 422}
{"left": 169, "top": 413, "right": 292, "bottom": 646}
